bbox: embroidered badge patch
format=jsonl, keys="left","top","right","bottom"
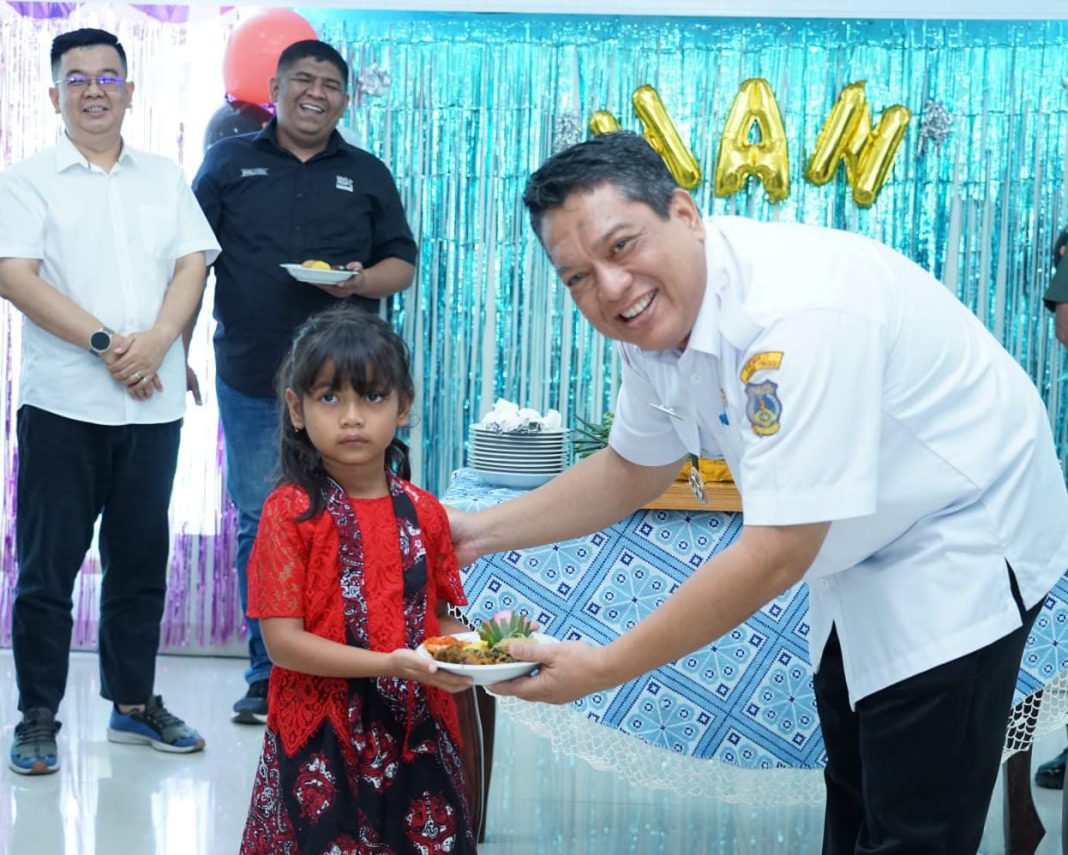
{"left": 739, "top": 351, "right": 783, "bottom": 384}
{"left": 336, "top": 175, "right": 354, "bottom": 192}
{"left": 745, "top": 380, "right": 782, "bottom": 436}
{"left": 739, "top": 351, "right": 784, "bottom": 436}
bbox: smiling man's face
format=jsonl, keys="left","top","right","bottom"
{"left": 49, "top": 45, "right": 132, "bottom": 150}
{"left": 271, "top": 56, "right": 349, "bottom": 154}
{"left": 542, "top": 183, "right": 707, "bottom": 352}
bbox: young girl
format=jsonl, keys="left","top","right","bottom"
{"left": 240, "top": 305, "right": 477, "bottom": 854}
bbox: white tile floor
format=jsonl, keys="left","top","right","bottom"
{"left": 0, "top": 649, "right": 1063, "bottom": 854}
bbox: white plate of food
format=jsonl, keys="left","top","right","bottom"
{"left": 281, "top": 262, "right": 356, "bottom": 285}
{"left": 417, "top": 630, "right": 556, "bottom": 685}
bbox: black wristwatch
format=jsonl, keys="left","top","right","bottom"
{"left": 88, "top": 326, "right": 114, "bottom": 356}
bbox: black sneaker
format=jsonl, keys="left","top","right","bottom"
{"left": 9, "top": 708, "right": 61, "bottom": 775}
{"left": 1035, "top": 747, "right": 1067, "bottom": 789}
{"left": 107, "top": 696, "right": 205, "bottom": 753}
{"left": 232, "top": 679, "right": 268, "bottom": 724}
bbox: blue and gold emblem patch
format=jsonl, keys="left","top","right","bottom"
{"left": 740, "top": 351, "right": 784, "bottom": 436}
{"left": 745, "top": 380, "right": 782, "bottom": 436}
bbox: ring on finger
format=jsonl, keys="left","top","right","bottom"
{"left": 139, "top": 374, "right": 150, "bottom": 384}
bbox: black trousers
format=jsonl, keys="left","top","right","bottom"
{"left": 814, "top": 583, "right": 1040, "bottom": 855}
{"left": 12, "top": 406, "right": 181, "bottom": 712}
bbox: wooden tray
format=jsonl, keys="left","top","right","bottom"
{"left": 642, "top": 481, "right": 742, "bottom": 512}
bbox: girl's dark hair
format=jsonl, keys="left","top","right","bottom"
{"left": 277, "top": 304, "right": 415, "bottom": 519}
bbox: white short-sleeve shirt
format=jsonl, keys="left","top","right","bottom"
{"left": 0, "top": 134, "right": 221, "bottom": 426}
{"left": 610, "top": 215, "right": 1068, "bottom": 704}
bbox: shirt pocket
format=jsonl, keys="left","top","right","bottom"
{"left": 137, "top": 205, "right": 177, "bottom": 259}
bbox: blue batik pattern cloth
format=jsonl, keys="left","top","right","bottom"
{"left": 445, "top": 469, "right": 1068, "bottom": 770}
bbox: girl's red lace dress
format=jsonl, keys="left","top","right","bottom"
{"left": 239, "top": 474, "right": 477, "bottom": 854}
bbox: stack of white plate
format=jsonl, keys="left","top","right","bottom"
{"left": 467, "top": 426, "right": 570, "bottom": 489}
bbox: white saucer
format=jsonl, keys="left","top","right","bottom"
{"left": 281, "top": 263, "right": 354, "bottom": 285}
{"left": 416, "top": 631, "right": 557, "bottom": 685}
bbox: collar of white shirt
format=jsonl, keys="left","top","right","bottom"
{"left": 54, "top": 132, "right": 135, "bottom": 174}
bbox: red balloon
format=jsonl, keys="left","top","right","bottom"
{"left": 223, "top": 10, "right": 318, "bottom": 105}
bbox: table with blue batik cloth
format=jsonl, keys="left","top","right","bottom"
{"left": 444, "top": 468, "right": 1068, "bottom": 806}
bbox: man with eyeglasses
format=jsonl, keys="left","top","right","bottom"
{"left": 192, "top": 40, "right": 416, "bottom": 725}
{"left": 0, "top": 28, "right": 219, "bottom": 775}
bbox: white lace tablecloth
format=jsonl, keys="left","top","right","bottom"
{"left": 444, "top": 468, "right": 1068, "bottom": 805}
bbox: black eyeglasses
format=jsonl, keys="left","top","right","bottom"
{"left": 54, "top": 74, "right": 127, "bottom": 90}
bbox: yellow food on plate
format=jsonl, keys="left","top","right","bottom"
{"left": 301, "top": 259, "right": 331, "bottom": 270}
{"left": 424, "top": 611, "right": 541, "bottom": 666}
{"left": 432, "top": 639, "right": 520, "bottom": 665}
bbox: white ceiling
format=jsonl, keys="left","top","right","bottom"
{"left": 200, "top": 0, "right": 1068, "bottom": 20}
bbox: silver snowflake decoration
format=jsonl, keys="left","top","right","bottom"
{"left": 552, "top": 112, "right": 582, "bottom": 152}
{"left": 356, "top": 64, "right": 391, "bottom": 98}
{"left": 917, "top": 99, "right": 953, "bottom": 155}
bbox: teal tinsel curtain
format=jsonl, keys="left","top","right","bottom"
{"left": 303, "top": 11, "right": 1068, "bottom": 495}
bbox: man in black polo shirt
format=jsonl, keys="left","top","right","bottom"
{"left": 192, "top": 39, "right": 416, "bottom": 723}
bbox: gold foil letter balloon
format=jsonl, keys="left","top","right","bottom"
{"left": 588, "top": 111, "right": 622, "bottom": 136}
{"left": 713, "top": 78, "right": 790, "bottom": 203}
{"left": 804, "top": 82, "right": 867, "bottom": 184}
{"left": 631, "top": 85, "right": 702, "bottom": 190}
{"left": 851, "top": 104, "right": 910, "bottom": 207}
{"left": 805, "top": 81, "right": 911, "bottom": 207}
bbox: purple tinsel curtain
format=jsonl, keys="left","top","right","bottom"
{"left": 0, "top": 2, "right": 246, "bottom": 655}
{"left": 6, "top": 3, "right": 77, "bottom": 18}
{"left": 5, "top": 2, "right": 201, "bottom": 21}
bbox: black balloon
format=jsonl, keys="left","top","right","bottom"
{"left": 203, "top": 100, "right": 272, "bottom": 151}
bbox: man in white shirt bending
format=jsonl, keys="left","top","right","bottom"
{"left": 449, "top": 131, "right": 1068, "bottom": 852}
{"left": 0, "top": 28, "right": 220, "bottom": 776}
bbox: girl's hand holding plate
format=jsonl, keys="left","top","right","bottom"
{"left": 390, "top": 648, "right": 473, "bottom": 693}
